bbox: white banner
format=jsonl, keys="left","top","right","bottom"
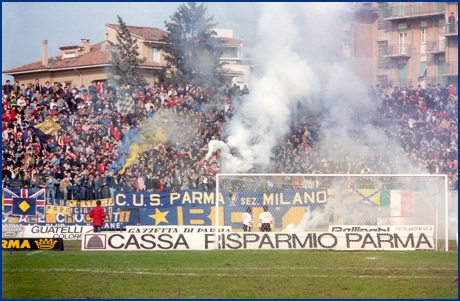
{"left": 328, "top": 225, "right": 434, "bottom": 235}
{"left": 81, "top": 231, "right": 434, "bottom": 251}
{"left": 125, "top": 226, "right": 232, "bottom": 233}
{"left": 2, "top": 225, "right": 93, "bottom": 240}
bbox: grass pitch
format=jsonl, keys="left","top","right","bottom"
{"left": 2, "top": 240, "right": 458, "bottom": 299}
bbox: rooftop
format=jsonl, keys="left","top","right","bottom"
{"left": 3, "top": 41, "right": 163, "bottom": 75}
{"left": 106, "top": 23, "right": 168, "bottom": 41}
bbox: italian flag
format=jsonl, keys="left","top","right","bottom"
{"left": 380, "top": 190, "right": 412, "bottom": 217}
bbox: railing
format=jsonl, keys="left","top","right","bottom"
{"left": 441, "top": 61, "right": 458, "bottom": 76}
{"left": 219, "top": 58, "right": 253, "bottom": 65}
{"left": 377, "top": 58, "right": 391, "bottom": 70}
{"left": 382, "top": 44, "right": 412, "bottom": 57}
{"left": 441, "top": 22, "right": 458, "bottom": 36}
{"left": 425, "top": 40, "right": 446, "bottom": 53}
{"left": 424, "top": 77, "right": 440, "bottom": 86}
{"left": 377, "top": 19, "right": 391, "bottom": 31}
{"left": 387, "top": 78, "right": 412, "bottom": 88}
{"left": 382, "top": 2, "right": 445, "bottom": 19}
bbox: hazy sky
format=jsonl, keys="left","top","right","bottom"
{"left": 1, "top": 2, "right": 259, "bottom": 83}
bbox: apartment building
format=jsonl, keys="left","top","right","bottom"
{"left": 344, "top": 2, "right": 458, "bottom": 88}
{"left": 213, "top": 28, "right": 252, "bottom": 87}
{"left": 3, "top": 24, "right": 246, "bottom": 87}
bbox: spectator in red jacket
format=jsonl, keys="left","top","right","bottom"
{"left": 448, "top": 84, "right": 457, "bottom": 96}
{"left": 110, "top": 125, "right": 122, "bottom": 140}
{"left": 88, "top": 200, "right": 106, "bottom": 232}
{"left": 135, "top": 90, "right": 146, "bottom": 103}
{"left": 101, "top": 141, "right": 113, "bottom": 153}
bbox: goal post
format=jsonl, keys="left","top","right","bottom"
{"left": 215, "top": 174, "right": 450, "bottom": 251}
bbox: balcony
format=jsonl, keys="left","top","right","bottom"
{"left": 441, "top": 61, "right": 458, "bottom": 77}
{"left": 377, "top": 19, "right": 391, "bottom": 31}
{"left": 382, "top": 2, "right": 444, "bottom": 21}
{"left": 377, "top": 57, "right": 391, "bottom": 70}
{"left": 219, "top": 58, "right": 252, "bottom": 66}
{"left": 382, "top": 44, "right": 411, "bottom": 58}
{"left": 424, "top": 77, "right": 440, "bottom": 85}
{"left": 441, "top": 23, "right": 458, "bottom": 37}
{"left": 388, "top": 78, "right": 412, "bottom": 88}
{"left": 425, "top": 41, "right": 446, "bottom": 55}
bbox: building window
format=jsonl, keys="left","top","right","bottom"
{"left": 342, "top": 30, "right": 351, "bottom": 47}
{"left": 421, "top": 27, "right": 427, "bottom": 44}
{"left": 94, "top": 79, "right": 107, "bottom": 85}
{"left": 377, "top": 41, "right": 388, "bottom": 69}
{"left": 152, "top": 48, "right": 160, "bottom": 62}
{"left": 221, "top": 48, "right": 238, "bottom": 59}
{"left": 439, "top": 19, "right": 446, "bottom": 35}
{"left": 399, "top": 32, "right": 407, "bottom": 54}
{"left": 417, "top": 62, "right": 427, "bottom": 78}
{"left": 379, "top": 2, "right": 391, "bottom": 19}
{"left": 377, "top": 75, "right": 388, "bottom": 87}
{"left": 377, "top": 19, "right": 389, "bottom": 31}
{"left": 377, "top": 40, "right": 388, "bottom": 55}
{"left": 64, "top": 52, "right": 76, "bottom": 58}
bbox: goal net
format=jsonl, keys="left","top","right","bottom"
{"left": 215, "top": 174, "right": 450, "bottom": 251}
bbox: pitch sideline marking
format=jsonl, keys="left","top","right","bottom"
{"left": 140, "top": 266, "right": 456, "bottom": 271}
{"left": 2, "top": 266, "right": 456, "bottom": 271}
{"left": 25, "top": 251, "right": 42, "bottom": 256}
{"left": 2, "top": 268, "right": 456, "bottom": 278}
{"left": 126, "top": 267, "right": 458, "bottom": 271}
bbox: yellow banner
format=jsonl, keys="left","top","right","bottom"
{"left": 34, "top": 119, "right": 61, "bottom": 135}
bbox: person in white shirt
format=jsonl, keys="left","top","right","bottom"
{"left": 259, "top": 205, "right": 274, "bottom": 232}
{"left": 242, "top": 207, "right": 253, "bottom": 232}
{"left": 17, "top": 95, "right": 27, "bottom": 109}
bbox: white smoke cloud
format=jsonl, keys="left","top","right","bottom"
{"left": 212, "top": 3, "right": 369, "bottom": 173}
{"left": 209, "top": 3, "right": 427, "bottom": 175}
{"left": 208, "top": 3, "right": 454, "bottom": 239}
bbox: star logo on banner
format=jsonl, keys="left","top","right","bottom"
{"left": 149, "top": 208, "right": 169, "bottom": 225}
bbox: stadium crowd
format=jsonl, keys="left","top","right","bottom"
{"left": 1, "top": 77, "right": 458, "bottom": 200}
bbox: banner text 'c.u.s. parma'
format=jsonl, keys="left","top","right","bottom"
{"left": 2, "top": 189, "right": 458, "bottom": 230}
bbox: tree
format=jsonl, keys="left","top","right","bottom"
{"left": 107, "top": 15, "right": 147, "bottom": 88}
{"left": 160, "top": 2, "right": 223, "bottom": 86}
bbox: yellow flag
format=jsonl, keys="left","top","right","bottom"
{"left": 437, "top": 118, "right": 449, "bottom": 131}
{"left": 119, "top": 96, "right": 135, "bottom": 117}
{"left": 34, "top": 119, "right": 61, "bottom": 136}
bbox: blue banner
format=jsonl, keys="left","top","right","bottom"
{"left": 12, "top": 198, "right": 37, "bottom": 216}
{"left": 2, "top": 189, "right": 458, "bottom": 231}
{"left": 3, "top": 188, "right": 46, "bottom": 218}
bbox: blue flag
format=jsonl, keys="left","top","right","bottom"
{"left": 13, "top": 197, "right": 37, "bottom": 216}
{"left": 3, "top": 188, "right": 45, "bottom": 218}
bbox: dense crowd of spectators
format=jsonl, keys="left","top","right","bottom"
{"left": 370, "top": 83, "right": 457, "bottom": 183}
{"left": 1, "top": 77, "right": 458, "bottom": 201}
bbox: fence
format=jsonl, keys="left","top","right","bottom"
{"left": 383, "top": 44, "right": 412, "bottom": 57}
{"left": 382, "top": 2, "right": 445, "bottom": 20}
